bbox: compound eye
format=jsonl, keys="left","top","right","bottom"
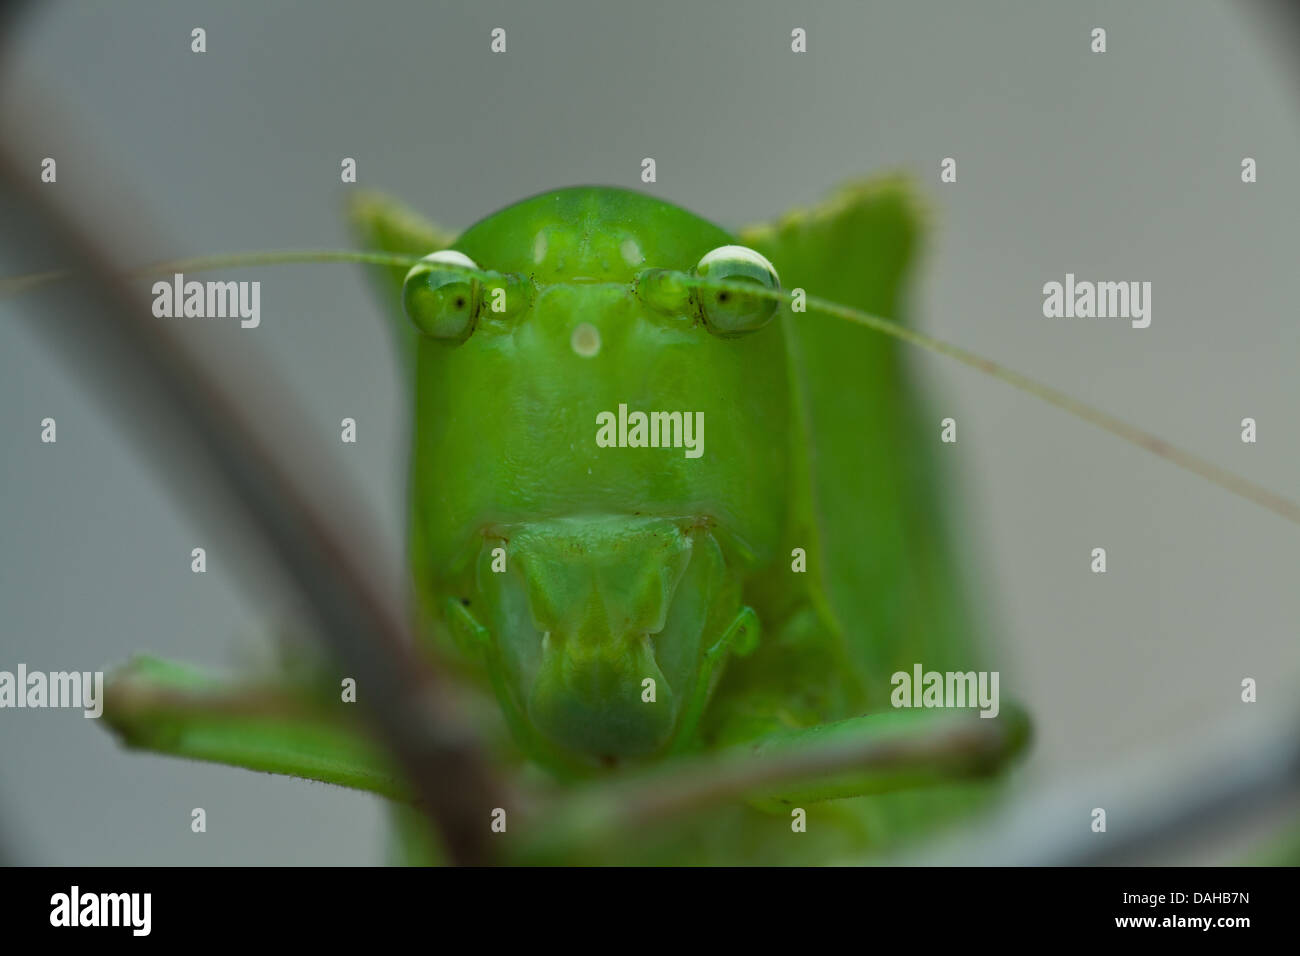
{"left": 693, "top": 244, "right": 780, "bottom": 335}
{"left": 402, "top": 250, "right": 480, "bottom": 343}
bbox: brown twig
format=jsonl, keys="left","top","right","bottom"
{"left": 901, "top": 708, "right": 1300, "bottom": 865}
{"left": 0, "top": 103, "right": 504, "bottom": 864}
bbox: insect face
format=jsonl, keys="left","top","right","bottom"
{"left": 406, "top": 188, "right": 794, "bottom": 768}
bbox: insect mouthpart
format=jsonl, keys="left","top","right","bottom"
{"left": 468, "top": 515, "right": 744, "bottom": 767}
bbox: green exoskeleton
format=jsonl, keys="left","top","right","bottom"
{"left": 99, "top": 177, "right": 1036, "bottom": 864}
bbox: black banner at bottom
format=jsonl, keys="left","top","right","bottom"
{"left": 0, "top": 865, "right": 1283, "bottom": 942}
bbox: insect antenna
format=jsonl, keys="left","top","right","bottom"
{"left": 678, "top": 273, "right": 1300, "bottom": 528}
{"left": 5, "top": 254, "right": 1297, "bottom": 527}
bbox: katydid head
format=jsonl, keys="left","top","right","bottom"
{"left": 403, "top": 187, "right": 791, "bottom": 770}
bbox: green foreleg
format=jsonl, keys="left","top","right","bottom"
{"left": 738, "top": 703, "right": 1031, "bottom": 809}
{"left": 102, "top": 655, "right": 409, "bottom": 799}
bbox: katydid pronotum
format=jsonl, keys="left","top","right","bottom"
{"left": 20, "top": 177, "right": 1294, "bottom": 864}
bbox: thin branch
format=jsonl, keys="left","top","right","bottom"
{"left": 0, "top": 104, "right": 504, "bottom": 864}
{"left": 899, "top": 707, "right": 1300, "bottom": 865}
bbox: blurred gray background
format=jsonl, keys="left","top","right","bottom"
{"left": 1, "top": 0, "right": 1298, "bottom": 864}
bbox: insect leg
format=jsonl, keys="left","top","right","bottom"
{"left": 738, "top": 703, "right": 1031, "bottom": 809}
{"left": 670, "top": 605, "right": 761, "bottom": 754}
{"left": 102, "top": 655, "right": 410, "bottom": 800}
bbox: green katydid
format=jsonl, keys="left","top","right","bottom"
{"left": 45, "top": 175, "right": 1289, "bottom": 864}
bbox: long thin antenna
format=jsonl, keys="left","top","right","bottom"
{"left": 685, "top": 276, "right": 1300, "bottom": 527}
{"left": 13, "top": 255, "right": 1293, "bottom": 526}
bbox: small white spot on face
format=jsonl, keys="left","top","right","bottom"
{"left": 533, "top": 231, "right": 548, "bottom": 264}
{"left": 571, "top": 322, "right": 601, "bottom": 357}
{"left": 620, "top": 238, "right": 644, "bottom": 266}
